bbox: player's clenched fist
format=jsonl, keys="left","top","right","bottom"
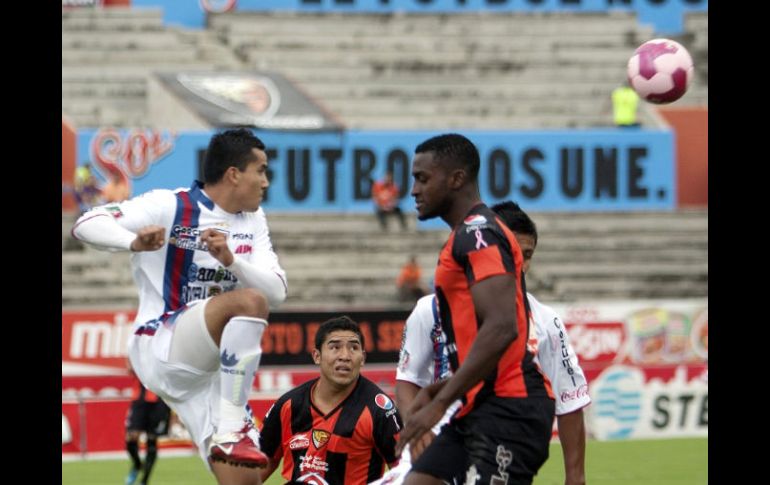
{"left": 201, "top": 228, "right": 233, "bottom": 266}
{"left": 130, "top": 225, "right": 166, "bottom": 252}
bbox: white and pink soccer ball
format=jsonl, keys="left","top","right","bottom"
{"left": 627, "top": 38, "right": 694, "bottom": 104}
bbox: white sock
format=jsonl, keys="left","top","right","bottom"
{"left": 217, "top": 316, "right": 267, "bottom": 434}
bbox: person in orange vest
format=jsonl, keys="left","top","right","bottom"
{"left": 125, "top": 361, "right": 171, "bottom": 485}
{"left": 372, "top": 170, "right": 407, "bottom": 231}
{"left": 396, "top": 255, "right": 428, "bottom": 302}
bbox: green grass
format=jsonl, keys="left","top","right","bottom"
{"left": 62, "top": 438, "right": 706, "bottom": 485}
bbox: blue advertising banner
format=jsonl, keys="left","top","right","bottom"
{"left": 77, "top": 128, "right": 674, "bottom": 214}
{"left": 133, "top": 0, "right": 707, "bottom": 34}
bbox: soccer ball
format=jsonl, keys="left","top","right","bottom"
{"left": 627, "top": 38, "right": 694, "bottom": 104}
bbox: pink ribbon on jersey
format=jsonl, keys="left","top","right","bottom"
{"left": 474, "top": 228, "right": 488, "bottom": 249}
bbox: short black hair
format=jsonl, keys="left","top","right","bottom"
{"left": 203, "top": 128, "right": 266, "bottom": 184}
{"left": 491, "top": 200, "right": 538, "bottom": 245}
{"left": 315, "top": 316, "right": 365, "bottom": 350}
{"left": 414, "top": 133, "right": 480, "bottom": 181}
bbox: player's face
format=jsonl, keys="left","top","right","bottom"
{"left": 235, "top": 149, "right": 270, "bottom": 212}
{"left": 411, "top": 152, "right": 452, "bottom": 221}
{"left": 513, "top": 233, "right": 536, "bottom": 273}
{"left": 314, "top": 330, "right": 365, "bottom": 389}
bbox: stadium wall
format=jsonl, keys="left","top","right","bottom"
{"left": 75, "top": 128, "right": 676, "bottom": 213}
{"left": 130, "top": 0, "right": 707, "bottom": 34}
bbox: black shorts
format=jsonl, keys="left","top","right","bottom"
{"left": 411, "top": 396, "right": 555, "bottom": 485}
{"left": 125, "top": 399, "right": 171, "bottom": 436}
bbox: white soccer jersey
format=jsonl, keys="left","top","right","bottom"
{"left": 395, "top": 293, "right": 590, "bottom": 416}
{"left": 529, "top": 293, "right": 591, "bottom": 415}
{"left": 73, "top": 182, "right": 287, "bottom": 327}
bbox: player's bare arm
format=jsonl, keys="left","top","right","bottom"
{"left": 558, "top": 409, "right": 587, "bottom": 485}
{"left": 397, "top": 274, "right": 519, "bottom": 458}
{"left": 395, "top": 380, "right": 422, "bottom": 422}
{"left": 129, "top": 225, "right": 166, "bottom": 252}
{"left": 201, "top": 228, "right": 234, "bottom": 266}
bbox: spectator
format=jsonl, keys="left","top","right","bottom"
{"left": 125, "top": 365, "right": 171, "bottom": 485}
{"left": 74, "top": 163, "right": 101, "bottom": 212}
{"left": 611, "top": 80, "right": 641, "bottom": 128}
{"left": 372, "top": 170, "right": 407, "bottom": 231}
{"left": 396, "top": 255, "right": 427, "bottom": 302}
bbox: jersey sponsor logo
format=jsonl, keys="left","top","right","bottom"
{"left": 375, "top": 393, "right": 394, "bottom": 411}
{"left": 168, "top": 236, "right": 207, "bottom": 252}
{"left": 231, "top": 233, "right": 254, "bottom": 240}
{"left": 289, "top": 433, "right": 310, "bottom": 450}
{"left": 560, "top": 384, "right": 589, "bottom": 403}
{"left": 463, "top": 214, "right": 487, "bottom": 226}
{"left": 299, "top": 454, "right": 329, "bottom": 473}
{"left": 311, "top": 429, "right": 331, "bottom": 449}
{"left": 235, "top": 244, "right": 253, "bottom": 254}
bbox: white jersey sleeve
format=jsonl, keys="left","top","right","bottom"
{"left": 72, "top": 189, "right": 174, "bottom": 251}
{"left": 396, "top": 295, "right": 440, "bottom": 388}
{"left": 226, "top": 207, "right": 287, "bottom": 308}
{"left": 529, "top": 293, "right": 591, "bottom": 416}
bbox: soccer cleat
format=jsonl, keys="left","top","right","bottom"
{"left": 209, "top": 421, "right": 268, "bottom": 468}
{"left": 124, "top": 468, "right": 139, "bottom": 485}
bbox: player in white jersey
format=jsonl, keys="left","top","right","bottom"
{"left": 73, "top": 129, "right": 286, "bottom": 485}
{"left": 376, "top": 201, "right": 590, "bottom": 485}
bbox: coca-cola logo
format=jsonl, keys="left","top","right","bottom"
{"left": 560, "top": 384, "right": 589, "bottom": 403}
{"left": 566, "top": 322, "right": 626, "bottom": 362}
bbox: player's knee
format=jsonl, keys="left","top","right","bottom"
{"left": 234, "top": 288, "right": 269, "bottom": 319}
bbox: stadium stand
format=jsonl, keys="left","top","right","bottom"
{"left": 61, "top": 8, "right": 707, "bottom": 310}
{"left": 62, "top": 8, "right": 707, "bottom": 130}
{"left": 62, "top": 209, "right": 707, "bottom": 310}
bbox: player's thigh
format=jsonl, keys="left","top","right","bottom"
{"left": 167, "top": 298, "right": 220, "bottom": 372}
{"left": 460, "top": 397, "right": 555, "bottom": 485}
{"left": 409, "top": 423, "right": 468, "bottom": 483}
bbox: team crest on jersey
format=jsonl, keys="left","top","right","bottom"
{"left": 463, "top": 214, "right": 487, "bottom": 225}
{"left": 312, "top": 429, "right": 331, "bottom": 449}
{"left": 375, "top": 393, "right": 394, "bottom": 410}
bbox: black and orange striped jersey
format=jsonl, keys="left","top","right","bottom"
{"left": 259, "top": 376, "right": 402, "bottom": 485}
{"left": 434, "top": 203, "right": 553, "bottom": 418}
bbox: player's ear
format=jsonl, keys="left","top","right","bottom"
{"left": 226, "top": 165, "right": 240, "bottom": 184}
{"left": 448, "top": 168, "right": 466, "bottom": 189}
{"left": 312, "top": 349, "right": 321, "bottom": 365}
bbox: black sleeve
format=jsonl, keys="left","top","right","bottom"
{"left": 259, "top": 398, "right": 285, "bottom": 459}
{"left": 371, "top": 402, "right": 403, "bottom": 466}
{"left": 452, "top": 221, "right": 516, "bottom": 285}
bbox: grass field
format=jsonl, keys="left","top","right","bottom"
{"left": 62, "top": 437, "right": 706, "bottom": 485}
